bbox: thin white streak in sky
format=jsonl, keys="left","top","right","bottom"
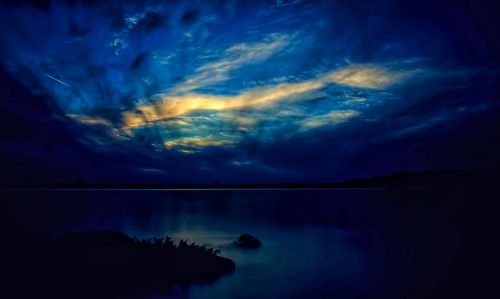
{"left": 45, "top": 74, "right": 69, "bottom": 87}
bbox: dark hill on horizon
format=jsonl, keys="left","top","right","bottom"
{"left": 2, "top": 168, "right": 497, "bottom": 189}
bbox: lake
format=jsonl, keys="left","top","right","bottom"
{"left": 4, "top": 189, "right": 463, "bottom": 299}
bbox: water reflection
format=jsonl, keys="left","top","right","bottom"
{"left": 5, "top": 190, "right": 458, "bottom": 299}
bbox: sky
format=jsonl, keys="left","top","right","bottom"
{"left": 0, "top": 0, "right": 499, "bottom": 184}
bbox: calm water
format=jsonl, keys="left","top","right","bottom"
{"left": 4, "top": 189, "right": 460, "bottom": 299}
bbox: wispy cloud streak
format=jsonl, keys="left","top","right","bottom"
{"left": 173, "top": 34, "right": 291, "bottom": 93}
{"left": 300, "top": 110, "right": 361, "bottom": 129}
{"left": 123, "top": 63, "right": 416, "bottom": 130}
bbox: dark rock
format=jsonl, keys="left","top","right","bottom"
{"left": 235, "top": 233, "right": 261, "bottom": 248}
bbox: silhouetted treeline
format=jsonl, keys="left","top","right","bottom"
{"left": 2, "top": 169, "right": 496, "bottom": 189}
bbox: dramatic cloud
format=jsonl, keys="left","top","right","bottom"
{"left": 173, "top": 33, "right": 292, "bottom": 93}
{"left": 0, "top": 0, "right": 499, "bottom": 183}
{"left": 325, "top": 64, "right": 420, "bottom": 89}
{"left": 164, "top": 137, "right": 234, "bottom": 152}
{"left": 300, "top": 110, "right": 361, "bottom": 129}
{"left": 122, "top": 63, "right": 416, "bottom": 131}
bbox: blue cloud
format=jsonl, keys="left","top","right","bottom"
{"left": 0, "top": 0, "right": 499, "bottom": 183}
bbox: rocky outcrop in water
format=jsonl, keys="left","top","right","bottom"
{"left": 235, "top": 233, "right": 261, "bottom": 248}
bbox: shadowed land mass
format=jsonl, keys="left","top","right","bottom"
{"left": 0, "top": 208, "right": 235, "bottom": 299}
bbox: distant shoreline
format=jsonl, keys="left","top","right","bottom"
{"left": 1, "top": 169, "right": 487, "bottom": 190}
{"left": 2, "top": 187, "right": 403, "bottom": 191}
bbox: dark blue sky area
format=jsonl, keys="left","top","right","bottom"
{"left": 0, "top": 0, "right": 499, "bottom": 184}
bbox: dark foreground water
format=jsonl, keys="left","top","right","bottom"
{"left": 2, "top": 189, "right": 474, "bottom": 299}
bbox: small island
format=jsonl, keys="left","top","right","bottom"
{"left": 52, "top": 231, "right": 235, "bottom": 296}
{"left": 1, "top": 210, "right": 235, "bottom": 299}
